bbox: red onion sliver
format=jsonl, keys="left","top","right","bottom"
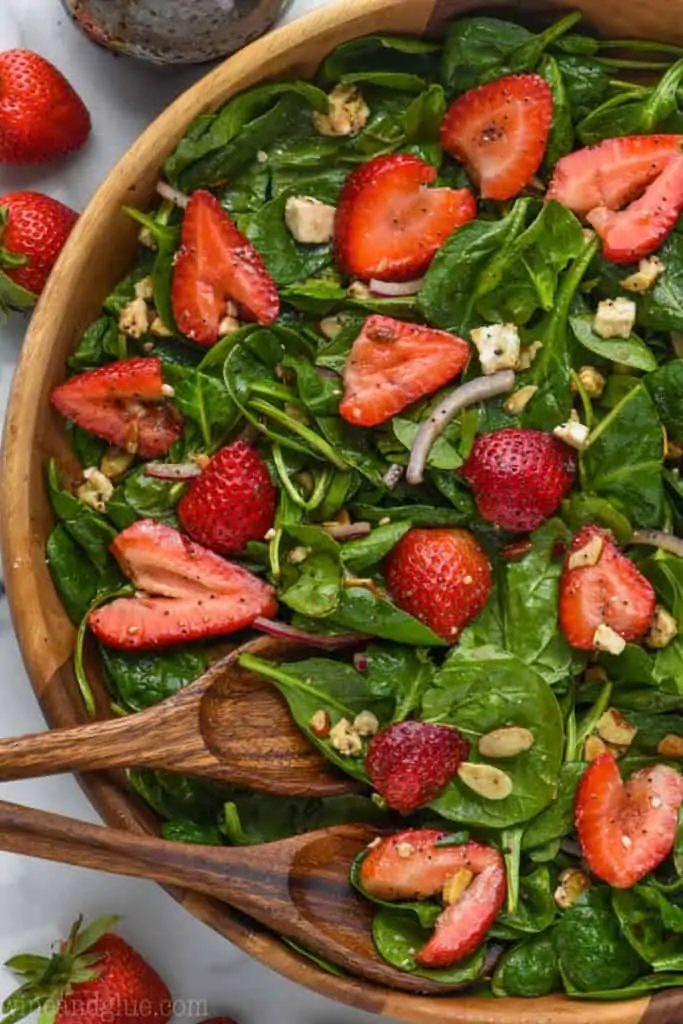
{"left": 252, "top": 617, "right": 367, "bottom": 649}
{"left": 369, "top": 277, "right": 424, "bottom": 297}
{"left": 156, "top": 180, "right": 189, "bottom": 209}
{"left": 630, "top": 529, "right": 683, "bottom": 558}
{"left": 144, "top": 462, "right": 202, "bottom": 481}
{"left": 322, "top": 521, "right": 372, "bottom": 540}
{"left": 406, "top": 370, "right": 516, "bottom": 486}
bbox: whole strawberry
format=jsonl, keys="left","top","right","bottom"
{"left": 177, "top": 440, "right": 277, "bottom": 555}
{"left": 0, "top": 192, "right": 78, "bottom": 302}
{"left": 2, "top": 915, "right": 171, "bottom": 1024}
{"left": 461, "top": 428, "right": 576, "bottom": 533}
{"left": 384, "top": 528, "right": 492, "bottom": 642}
{"left": 366, "top": 721, "right": 469, "bottom": 814}
{"left": 0, "top": 50, "right": 91, "bottom": 164}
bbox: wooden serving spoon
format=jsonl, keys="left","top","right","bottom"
{"left": 0, "top": 637, "right": 359, "bottom": 797}
{"left": 0, "top": 798, "right": 464, "bottom": 994}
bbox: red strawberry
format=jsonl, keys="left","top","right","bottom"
{"left": 558, "top": 525, "right": 656, "bottom": 650}
{"left": 384, "top": 528, "right": 492, "bottom": 643}
{"left": 0, "top": 50, "right": 90, "bottom": 164}
{"left": 366, "top": 722, "right": 469, "bottom": 814}
{"left": 575, "top": 753, "right": 683, "bottom": 888}
{"left": 441, "top": 74, "right": 553, "bottom": 201}
{"left": 3, "top": 914, "right": 171, "bottom": 1024}
{"left": 546, "top": 134, "right": 683, "bottom": 216}
{"left": 461, "top": 428, "right": 576, "bottom": 533}
{"left": 0, "top": 191, "right": 78, "bottom": 299}
{"left": 177, "top": 440, "right": 277, "bottom": 555}
{"left": 338, "top": 315, "right": 470, "bottom": 427}
{"left": 587, "top": 154, "right": 683, "bottom": 263}
{"left": 50, "top": 357, "right": 183, "bottom": 459}
{"left": 360, "top": 831, "right": 505, "bottom": 967}
{"left": 334, "top": 153, "right": 476, "bottom": 281}
{"left": 88, "top": 519, "right": 277, "bottom": 649}
{"left": 172, "top": 189, "right": 279, "bottom": 345}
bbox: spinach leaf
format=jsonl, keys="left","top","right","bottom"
{"left": 364, "top": 643, "right": 436, "bottom": 723}
{"left": 522, "top": 762, "right": 584, "bottom": 851}
{"left": 492, "top": 931, "right": 560, "bottom": 997}
{"left": 424, "top": 649, "right": 564, "bottom": 827}
{"left": 556, "top": 888, "right": 646, "bottom": 992}
{"left": 279, "top": 525, "right": 342, "bottom": 617}
{"left": 404, "top": 85, "right": 447, "bottom": 165}
{"left": 645, "top": 359, "right": 683, "bottom": 444}
{"left": 238, "top": 653, "right": 392, "bottom": 781}
{"left": 47, "top": 461, "right": 119, "bottom": 576}
{"left": 66, "top": 422, "right": 108, "bottom": 472}
{"left": 540, "top": 56, "right": 574, "bottom": 170}
{"left": 165, "top": 82, "right": 327, "bottom": 185}
{"left": 123, "top": 207, "right": 180, "bottom": 333}
{"left": 491, "top": 866, "right": 556, "bottom": 938}
{"left": 581, "top": 382, "right": 664, "bottom": 527}
{"left": 46, "top": 525, "right": 102, "bottom": 625}
{"left": 340, "top": 522, "right": 412, "bottom": 574}
{"left": 553, "top": 55, "right": 611, "bottom": 121}
{"left": 103, "top": 262, "right": 153, "bottom": 317}
{"left": 282, "top": 354, "right": 343, "bottom": 417}
{"left": 161, "top": 820, "right": 222, "bottom": 845}
{"left": 162, "top": 363, "right": 237, "bottom": 447}
{"left": 598, "top": 232, "right": 683, "bottom": 333}
{"left": 330, "top": 585, "right": 447, "bottom": 646}
{"left": 561, "top": 492, "right": 633, "bottom": 545}
{"left": 108, "top": 467, "right": 182, "bottom": 530}
{"left": 351, "top": 503, "right": 470, "bottom": 528}
{"left": 577, "top": 58, "right": 683, "bottom": 145}
{"left": 371, "top": 907, "right": 486, "bottom": 983}
{"left": 570, "top": 313, "right": 658, "bottom": 372}
{"left": 68, "top": 315, "right": 120, "bottom": 370}
{"left": 318, "top": 35, "right": 440, "bottom": 85}
{"left": 100, "top": 646, "right": 207, "bottom": 712}
{"left": 221, "top": 792, "right": 385, "bottom": 845}
{"left": 350, "top": 851, "right": 441, "bottom": 929}
{"left": 614, "top": 886, "right": 683, "bottom": 969}
{"left": 641, "top": 553, "right": 683, "bottom": 627}
{"left": 565, "top": 974, "right": 683, "bottom": 1000}
{"left": 128, "top": 770, "right": 229, "bottom": 822}
{"left": 391, "top": 418, "right": 462, "bottom": 470}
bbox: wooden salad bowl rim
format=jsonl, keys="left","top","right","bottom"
{"left": 2, "top": 0, "right": 682, "bottom": 1020}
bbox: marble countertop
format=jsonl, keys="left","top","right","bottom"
{"left": 0, "top": 3, "right": 382, "bottom": 1021}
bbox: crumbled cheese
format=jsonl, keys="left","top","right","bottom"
{"left": 353, "top": 710, "right": 379, "bottom": 737}
{"left": 593, "top": 297, "right": 636, "bottom": 339}
{"left": 621, "top": 256, "right": 665, "bottom": 293}
{"left": 553, "top": 410, "right": 590, "bottom": 451}
{"left": 76, "top": 467, "right": 114, "bottom": 513}
{"left": 284, "top": 196, "right": 336, "bottom": 245}
{"left": 329, "top": 718, "right": 363, "bottom": 756}
{"left": 576, "top": 365, "right": 605, "bottom": 399}
{"left": 470, "top": 323, "right": 520, "bottom": 375}
{"left": 134, "top": 276, "right": 155, "bottom": 301}
{"left": 592, "top": 623, "right": 626, "bottom": 655}
{"left": 313, "top": 84, "right": 370, "bottom": 137}
{"left": 348, "top": 280, "right": 372, "bottom": 300}
{"left": 150, "top": 316, "right": 174, "bottom": 338}
{"left": 138, "top": 226, "right": 157, "bottom": 250}
{"left": 645, "top": 604, "right": 679, "bottom": 649}
{"left": 568, "top": 533, "right": 604, "bottom": 571}
{"left": 319, "top": 315, "right": 345, "bottom": 340}
{"left": 503, "top": 384, "right": 538, "bottom": 415}
{"left": 218, "top": 315, "right": 240, "bottom": 336}
{"left": 517, "top": 340, "right": 543, "bottom": 371}
{"left": 118, "top": 296, "right": 150, "bottom": 339}
{"left": 160, "top": 383, "right": 175, "bottom": 398}
{"left": 288, "top": 545, "right": 311, "bottom": 565}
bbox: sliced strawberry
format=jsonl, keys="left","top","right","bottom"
{"left": 360, "top": 830, "right": 505, "bottom": 967}
{"left": 338, "top": 315, "right": 469, "bottom": 427}
{"left": 171, "top": 189, "right": 279, "bottom": 345}
{"left": 88, "top": 519, "right": 277, "bottom": 649}
{"left": 441, "top": 74, "right": 552, "bottom": 201}
{"left": 334, "top": 153, "right": 476, "bottom": 281}
{"left": 558, "top": 525, "right": 656, "bottom": 650}
{"left": 576, "top": 753, "right": 683, "bottom": 888}
{"left": 586, "top": 154, "right": 683, "bottom": 263}
{"left": 547, "top": 134, "right": 683, "bottom": 216}
{"left": 50, "top": 357, "right": 183, "bottom": 458}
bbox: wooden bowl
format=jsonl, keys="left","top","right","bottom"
{"left": 2, "top": 0, "right": 682, "bottom": 1020}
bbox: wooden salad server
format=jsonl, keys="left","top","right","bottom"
{"left": 0, "top": 799, "right": 464, "bottom": 995}
{"left": 0, "top": 637, "right": 359, "bottom": 797}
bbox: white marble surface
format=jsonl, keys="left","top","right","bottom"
{"left": 0, "top": 2, "right": 382, "bottom": 1021}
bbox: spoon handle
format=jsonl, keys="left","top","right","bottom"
{"left": 0, "top": 691, "right": 201, "bottom": 781}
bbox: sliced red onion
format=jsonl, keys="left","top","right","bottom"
{"left": 252, "top": 617, "right": 366, "bottom": 649}
{"left": 383, "top": 463, "right": 404, "bottom": 489}
{"left": 353, "top": 652, "right": 368, "bottom": 671}
{"left": 316, "top": 366, "right": 342, "bottom": 381}
{"left": 156, "top": 180, "right": 189, "bottom": 209}
{"left": 144, "top": 461, "right": 202, "bottom": 480}
{"left": 322, "top": 521, "right": 372, "bottom": 540}
{"left": 630, "top": 529, "right": 683, "bottom": 558}
{"left": 369, "top": 277, "right": 424, "bottom": 297}
{"left": 406, "top": 370, "right": 516, "bottom": 485}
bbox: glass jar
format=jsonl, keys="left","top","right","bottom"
{"left": 60, "top": 0, "right": 294, "bottom": 64}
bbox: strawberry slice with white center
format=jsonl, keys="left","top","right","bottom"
{"left": 50, "top": 357, "right": 183, "bottom": 458}
{"left": 576, "top": 753, "right": 683, "bottom": 888}
{"left": 558, "top": 525, "right": 656, "bottom": 650}
{"left": 171, "top": 189, "right": 279, "bottom": 345}
{"left": 339, "top": 315, "right": 470, "bottom": 427}
{"left": 587, "top": 154, "right": 683, "bottom": 262}
{"left": 334, "top": 153, "right": 476, "bottom": 281}
{"left": 440, "top": 73, "right": 552, "bottom": 201}
{"left": 547, "top": 134, "right": 683, "bottom": 216}
{"left": 359, "top": 830, "right": 505, "bottom": 968}
{"left": 89, "top": 519, "right": 277, "bottom": 650}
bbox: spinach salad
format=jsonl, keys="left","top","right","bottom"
{"left": 45, "top": 9, "right": 683, "bottom": 1000}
